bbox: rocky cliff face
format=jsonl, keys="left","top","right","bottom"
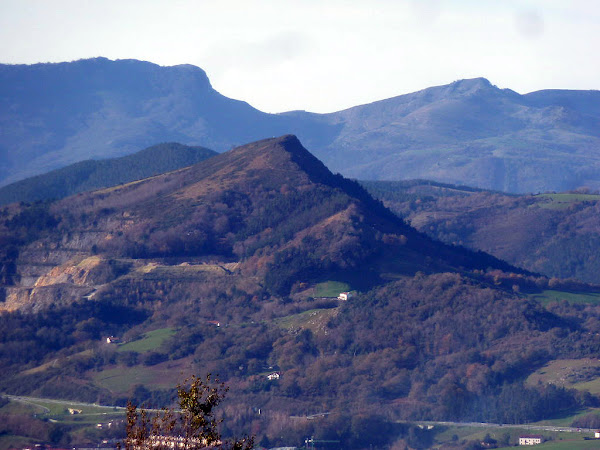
{"left": 3, "top": 255, "right": 134, "bottom": 312}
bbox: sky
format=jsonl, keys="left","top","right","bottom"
{"left": 1, "top": 0, "right": 599, "bottom": 113}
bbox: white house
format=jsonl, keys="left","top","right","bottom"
{"left": 338, "top": 292, "right": 352, "bottom": 301}
{"left": 267, "top": 372, "right": 280, "bottom": 381}
{"left": 518, "top": 435, "right": 543, "bottom": 446}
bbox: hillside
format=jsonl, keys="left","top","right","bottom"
{"left": 0, "top": 135, "right": 521, "bottom": 312}
{"left": 1, "top": 136, "right": 600, "bottom": 448}
{"left": 2, "top": 58, "right": 600, "bottom": 193}
{"left": 361, "top": 180, "right": 600, "bottom": 284}
{"left": 0, "top": 142, "right": 217, "bottom": 205}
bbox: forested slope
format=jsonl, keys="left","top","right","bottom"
{"left": 0, "top": 142, "right": 217, "bottom": 205}
{"left": 0, "top": 137, "right": 599, "bottom": 448}
{"left": 361, "top": 180, "right": 600, "bottom": 284}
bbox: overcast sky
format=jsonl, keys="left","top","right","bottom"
{"left": 1, "top": 0, "right": 598, "bottom": 113}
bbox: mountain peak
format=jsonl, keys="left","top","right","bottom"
{"left": 447, "top": 77, "right": 495, "bottom": 94}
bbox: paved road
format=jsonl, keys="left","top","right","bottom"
{"left": 5, "top": 394, "right": 126, "bottom": 411}
{"left": 408, "top": 420, "right": 596, "bottom": 434}
{"left": 4, "top": 394, "right": 166, "bottom": 414}
{"left": 5, "top": 395, "right": 597, "bottom": 436}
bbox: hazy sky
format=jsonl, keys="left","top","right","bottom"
{"left": 1, "top": 0, "right": 598, "bottom": 113}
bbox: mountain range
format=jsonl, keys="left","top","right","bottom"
{"left": 2, "top": 58, "right": 600, "bottom": 193}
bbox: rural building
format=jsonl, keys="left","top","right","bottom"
{"left": 518, "top": 435, "right": 543, "bottom": 445}
{"left": 68, "top": 408, "right": 82, "bottom": 415}
{"left": 596, "top": 430, "right": 600, "bottom": 439}
{"left": 127, "top": 435, "right": 220, "bottom": 449}
{"left": 338, "top": 292, "right": 352, "bottom": 301}
{"left": 267, "top": 372, "right": 280, "bottom": 381}
{"left": 207, "top": 320, "right": 221, "bottom": 327}
{"left": 106, "top": 336, "right": 120, "bottom": 344}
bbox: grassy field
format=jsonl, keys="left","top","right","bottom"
{"left": 92, "top": 358, "right": 193, "bottom": 395}
{"left": 526, "top": 359, "right": 600, "bottom": 394}
{"left": 1, "top": 395, "right": 125, "bottom": 428}
{"left": 274, "top": 307, "right": 338, "bottom": 334}
{"left": 313, "top": 280, "right": 350, "bottom": 297}
{"left": 530, "top": 408, "right": 600, "bottom": 427}
{"left": 530, "top": 290, "right": 600, "bottom": 306}
{"left": 117, "top": 327, "right": 176, "bottom": 353}
{"left": 536, "top": 193, "right": 600, "bottom": 210}
{"left": 573, "top": 379, "right": 600, "bottom": 395}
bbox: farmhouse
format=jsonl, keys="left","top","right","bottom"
{"left": 106, "top": 336, "right": 120, "bottom": 344}
{"left": 267, "top": 372, "right": 280, "bottom": 381}
{"left": 518, "top": 435, "right": 543, "bottom": 446}
{"left": 338, "top": 292, "right": 352, "bottom": 301}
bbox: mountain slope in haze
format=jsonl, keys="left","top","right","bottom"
{"left": 1, "top": 137, "right": 600, "bottom": 447}
{"left": 318, "top": 78, "right": 600, "bottom": 193}
{"left": 0, "top": 142, "right": 217, "bottom": 205}
{"left": 0, "top": 58, "right": 335, "bottom": 186}
{"left": 2, "top": 58, "right": 600, "bottom": 193}
{"left": 362, "top": 179, "right": 600, "bottom": 284}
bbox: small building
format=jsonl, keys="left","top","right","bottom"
{"left": 595, "top": 430, "right": 600, "bottom": 439}
{"left": 267, "top": 372, "right": 280, "bottom": 381}
{"left": 127, "top": 435, "right": 221, "bottom": 449}
{"left": 519, "top": 435, "right": 543, "bottom": 446}
{"left": 207, "top": 320, "right": 221, "bottom": 327}
{"left": 68, "top": 408, "right": 83, "bottom": 415}
{"left": 338, "top": 292, "right": 352, "bottom": 301}
{"left": 106, "top": 336, "right": 120, "bottom": 344}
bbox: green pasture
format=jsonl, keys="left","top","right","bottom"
{"left": 313, "top": 280, "right": 350, "bottom": 297}
{"left": 531, "top": 408, "right": 600, "bottom": 427}
{"left": 536, "top": 193, "right": 600, "bottom": 210}
{"left": 92, "top": 363, "right": 185, "bottom": 395}
{"left": 527, "top": 359, "right": 600, "bottom": 394}
{"left": 118, "top": 327, "right": 176, "bottom": 353}
{"left": 530, "top": 290, "right": 600, "bottom": 306}
{"left": 1, "top": 395, "right": 124, "bottom": 425}
{"left": 573, "top": 379, "right": 600, "bottom": 395}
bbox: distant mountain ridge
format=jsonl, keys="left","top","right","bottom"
{"left": 0, "top": 142, "right": 217, "bottom": 205}
{"left": 1, "top": 58, "right": 599, "bottom": 193}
